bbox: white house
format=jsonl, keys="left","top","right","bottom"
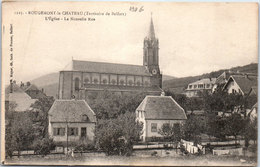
{"left": 48, "top": 99, "right": 96, "bottom": 144}
{"left": 185, "top": 78, "right": 216, "bottom": 97}
{"left": 136, "top": 96, "right": 187, "bottom": 142}
{"left": 5, "top": 83, "right": 36, "bottom": 112}
{"left": 222, "top": 75, "right": 257, "bottom": 95}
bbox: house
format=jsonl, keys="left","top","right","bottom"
{"left": 58, "top": 17, "right": 162, "bottom": 100}
{"left": 185, "top": 78, "right": 216, "bottom": 97}
{"left": 48, "top": 100, "right": 96, "bottom": 144}
{"left": 212, "top": 71, "right": 257, "bottom": 92}
{"left": 136, "top": 96, "right": 187, "bottom": 141}
{"left": 5, "top": 83, "right": 36, "bottom": 112}
{"left": 20, "top": 82, "right": 46, "bottom": 99}
{"left": 222, "top": 75, "right": 257, "bottom": 95}
{"left": 248, "top": 102, "right": 257, "bottom": 121}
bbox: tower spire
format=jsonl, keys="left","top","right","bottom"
{"left": 148, "top": 13, "right": 155, "bottom": 39}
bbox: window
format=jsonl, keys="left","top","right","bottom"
{"left": 232, "top": 89, "right": 237, "bottom": 94}
{"left": 189, "top": 85, "right": 192, "bottom": 89}
{"left": 102, "top": 79, "right": 107, "bottom": 84}
{"left": 111, "top": 79, "right": 116, "bottom": 85}
{"left": 53, "top": 128, "right": 65, "bottom": 136}
{"left": 93, "top": 78, "right": 98, "bottom": 84}
{"left": 128, "top": 80, "right": 133, "bottom": 86}
{"left": 120, "top": 80, "right": 124, "bottom": 85}
{"left": 194, "top": 85, "right": 197, "bottom": 88}
{"left": 81, "top": 127, "right": 87, "bottom": 138}
{"left": 82, "top": 114, "right": 90, "bottom": 122}
{"left": 163, "top": 123, "right": 170, "bottom": 129}
{"left": 68, "top": 127, "right": 78, "bottom": 136}
{"left": 84, "top": 78, "right": 90, "bottom": 86}
{"left": 75, "top": 78, "right": 80, "bottom": 91}
{"left": 198, "top": 84, "right": 204, "bottom": 88}
{"left": 136, "top": 81, "right": 141, "bottom": 86}
{"left": 173, "top": 123, "right": 180, "bottom": 129}
{"left": 151, "top": 123, "right": 157, "bottom": 132}
{"left": 206, "top": 84, "right": 210, "bottom": 88}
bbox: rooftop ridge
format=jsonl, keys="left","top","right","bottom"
{"left": 72, "top": 59, "right": 145, "bottom": 68}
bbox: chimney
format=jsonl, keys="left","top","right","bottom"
{"left": 20, "top": 81, "right": 24, "bottom": 88}
{"left": 26, "top": 82, "right": 31, "bottom": 87}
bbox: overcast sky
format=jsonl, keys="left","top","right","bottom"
{"left": 2, "top": 2, "right": 258, "bottom": 84}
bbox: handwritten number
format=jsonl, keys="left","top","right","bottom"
{"left": 129, "top": 6, "right": 144, "bottom": 12}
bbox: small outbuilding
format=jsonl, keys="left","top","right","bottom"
{"left": 48, "top": 99, "right": 96, "bottom": 144}
{"left": 136, "top": 96, "right": 187, "bottom": 141}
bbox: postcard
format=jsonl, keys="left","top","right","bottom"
{"left": 1, "top": 1, "right": 258, "bottom": 166}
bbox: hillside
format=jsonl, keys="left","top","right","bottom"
{"left": 163, "top": 63, "right": 258, "bottom": 93}
{"left": 30, "top": 72, "right": 175, "bottom": 98}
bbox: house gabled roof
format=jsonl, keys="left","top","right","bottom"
{"left": 136, "top": 96, "right": 187, "bottom": 120}
{"left": 189, "top": 78, "right": 216, "bottom": 85}
{"left": 5, "top": 83, "right": 24, "bottom": 95}
{"left": 248, "top": 86, "right": 258, "bottom": 96}
{"left": 62, "top": 60, "right": 152, "bottom": 76}
{"left": 223, "top": 75, "right": 257, "bottom": 95}
{"left": 48, "top": 100, "right": 96, "bottom": 123}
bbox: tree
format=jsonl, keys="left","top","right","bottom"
{"left": 95, "top": 112, "right": 142, "bottom": 156}
{"left": 159, "top": 123, "right": 183, "bottom": 142}
{"left": 183, "top": 115, "right": 204, "bottom": 144}
{"left": 224, "top": 113, "right": 245, "bottom": 144}
{"left": 33, "top": 138, "right": 55, "bottom": 156}
{"left": 89, "top": 91, "right": 146, "bottom": 120}
{"left": 30, "top": 97, "right": 55, "bottom": 139}
{"left": 5, "top": 110, "right": 35, "bottom": 157}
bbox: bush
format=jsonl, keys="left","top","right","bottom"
{"left": 33, "top": 138, "right": 55, "bottom": 156}
{"left": 95, "top": 112, "right": 142, "bottom": 156}
{"left": 74, "top": 140, "right": 95, "bottom": 152}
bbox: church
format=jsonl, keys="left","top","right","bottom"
{"left": 58, "top": 18, "right": 163, "bottom": 100}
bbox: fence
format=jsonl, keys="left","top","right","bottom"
{"left": 213, "top": 147, "right": 243, "bottom": 156}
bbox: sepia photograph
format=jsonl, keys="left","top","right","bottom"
{"left": 1, "top": 1, "right": 258, "bottom": 166}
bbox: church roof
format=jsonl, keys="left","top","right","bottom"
{"left": 63, "top": 60, "right": 151, "bottom": 76}
{"left": 48, "top": 100, "right": 96, "bottom": 123}
{"left": 136, "top": 96, "right": 187, "bottom": 120}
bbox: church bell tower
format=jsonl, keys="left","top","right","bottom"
{"left": 143, "top": 16, "right": 162, "bottom": 88}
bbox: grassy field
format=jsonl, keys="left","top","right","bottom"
{"left": 4, "top": 149, "right": 257, "bottom": 166}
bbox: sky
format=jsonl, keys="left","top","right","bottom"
{"left": 2, "top": 2, "right": 258, "bottom": 84}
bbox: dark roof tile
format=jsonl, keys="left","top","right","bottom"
{"left": 49, "top": 100, "right": 96, "bottom": 123}
{"left": 63, "top": 60, "right": 151, "bottom": 76}
{"left": 136, "top": 96, "right": 187, "bottom": 120}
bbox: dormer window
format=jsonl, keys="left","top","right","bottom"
{"left": 82, "top": 114, "right": 90, "bottom": 122}
{"left": 75, "top": 78, "right": 80, "bottom": 91}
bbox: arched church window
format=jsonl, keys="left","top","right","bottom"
{"left": 75, "top": 78, "right": 80, "bottom": 91}
{"left": 84, "top": 78, "right": 90, "bottom": 86}
{"left": 102, "top": 79, "right": 107, "bottom": 84}
{"left": 111, "top": 79, "right": 116, "bottom": 85}
{"left": 93, "top": 78, "right": 98, "bottom": 84}
{"left": 128, "top": 80, "right": 133, "bottom": 86}
{"left": 120, "top": 80, "right": 124, "bottom": 85}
